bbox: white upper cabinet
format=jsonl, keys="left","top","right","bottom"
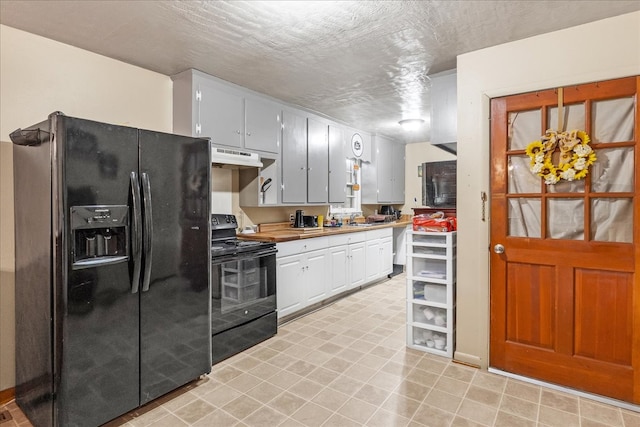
{"left": 328, "top": 125, "right": 347, "bottom": 204}
{"left": 281, "top": 110, "right": 308, "bottom": 203}
{"left": 281, "top": 110, "right": 330, "bottom": 204}
{"left": 430, "top": 70, "right": 457, "bottom": 146}
{"left": 307, "top": 117, "right": 329, "bottom": 204}
{"left": 172, "top": 69, "right": 281, "bottom": 154}
{"left": 362, "top": 135, "right": 405, "bottom": 204}
{"left": 245, "top": 96, "right": 281, "bottom": 153}
{"left": 199, "top": 79, "right": 244, "bottom": 148}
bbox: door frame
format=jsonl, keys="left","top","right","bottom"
{"left": 485, "top": 77, "right": 640, "bottom": 406}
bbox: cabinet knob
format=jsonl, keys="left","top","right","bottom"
{"left": 236, "top": 130, "right": 241, "bottom": 134}
{"left": 494, "top": 244, "right": 505, "bottom": 254}
{"left": 246, "top": 132, "right": 251, "bottom": 136}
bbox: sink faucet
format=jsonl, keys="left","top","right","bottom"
{"left": 349, "top": 214, "right": 357, "bottom": 224}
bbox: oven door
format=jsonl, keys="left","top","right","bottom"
{"left": 211, "top": 247, "right": 276, "bottom": 334}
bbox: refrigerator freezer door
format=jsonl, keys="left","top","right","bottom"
{"left": 138, "top": 130, "right": 212, "bottom": 405}
{"left": 60, "top": 116, "right": 140, "bottom": 426}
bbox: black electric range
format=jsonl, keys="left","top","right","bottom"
{"left": 210, "top": 214, "right": 277, "bottom": 365}
{"left": 211, "top": 214, "right": 275, "bottom": 258}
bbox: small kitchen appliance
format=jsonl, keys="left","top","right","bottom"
{"left": 303, "top": 215, "right": 318, "bottom": 228}
{"left": 294, "top": 209, "right": 305, "bottom": 228}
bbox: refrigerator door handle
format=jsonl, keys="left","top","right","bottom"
{"left": 130, "top": 171, "right": 142, "bottom": 293}
{"left": 141, "top": 172, "right": 154, "bottom": 292}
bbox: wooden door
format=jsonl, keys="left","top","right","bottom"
{"left": 490, "top": 76, "right": 640, "bottom": 403}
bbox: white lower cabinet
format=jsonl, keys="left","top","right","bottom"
{"left": 305, "top": 249, "right": 330, "bottom": 305}
{"left": 276, "top": 254, "right": 305, "bottom": 318}
{"left": 328, "top": 245, "right": 349, "bottom": 296}
{"left": 276, "top": 238, "right": 329, "bottom": 319}
{"left": 406, "top": 231, "right": 456, "bottom": 358}
{"left": 348, "top": 242, "right": 366, "bottom": 289}
{"left": 365, "top": 229, "right": 393, "bottom": 282}
{"left": 277, "top": 228, "right": 395, "bottom": 319}
{"left": 328, "top": 233, "right": 367, "bottom": 297}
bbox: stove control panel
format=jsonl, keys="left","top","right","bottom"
{"left": 211, "top": 214, "right": 237, "bottom": 229}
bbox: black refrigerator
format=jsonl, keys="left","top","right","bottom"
{"left": 11, "top": 112, "right": 212, "bottom": 427}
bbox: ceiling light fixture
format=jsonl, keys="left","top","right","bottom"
{"left": 399, "top": 118, "right": 425, "bottom": 131}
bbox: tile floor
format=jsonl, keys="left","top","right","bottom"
{"left": 2, "top": 273, "right": 640, "bottom": 427}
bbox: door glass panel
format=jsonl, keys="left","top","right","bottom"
{"left": 547, "top": 198, "right": 584, "bottom": 240}
{"left": 591, "top": 198, "right": 633, "bottom": 243}
{"left": 548, "top": 103, "right": 585, "bottom": 132}
{"left": 509, "top": 110, "right": 541, "bottom": 150}
{"left": 590, "top": 147, "right": 634, "bottom": 193}
{"left": 547, "top": 178, "right": 585, "bottom": 194}
{"left": 508, "top": 155, "right": 540, "bottom": 194}
{"left": 592, "top": 97, "right": 635, "bottom": 143}
{"left": 509, "top": 198, "right": 541, "bottom": 237}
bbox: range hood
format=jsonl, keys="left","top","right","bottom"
{"left": 430, "top": 70, "right": 457, "bottom": 155}
{"left": 211, "top": 146, "right": 263, "bottom": 168}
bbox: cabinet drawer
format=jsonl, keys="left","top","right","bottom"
{"left": 411, "top": 303, "right": 448, "bottom": 327}
{"left": 277, "top": 237, "right": 328, "bottom": 257}
{"left": 411, "top": 246, "right": 448, "bottom": 256}
{"left": 409, "top": 326, "right": 449, "bottom": 353}
{"left": 328, "top": 232, "right": 366, "bottom": 247}
{"left": 411, "top": 231, "right": 457, "bottom": 246}
{"left": 411, "top": 281, "right": 448, "bottom": 304}
{"left": 365, "top": 228, "right": 392, "bottom": 240}
{"left": 411, "top": 258, "right": 447, "bottom": 281}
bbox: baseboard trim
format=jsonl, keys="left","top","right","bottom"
{"left": 0, "top": 387, "right": 15, "bottom": 405}
{"left": 488, "top": 367, "right": 640, "bottom": 413}
{"left": 453, "top": 351, "right": 483, "bottom": 369}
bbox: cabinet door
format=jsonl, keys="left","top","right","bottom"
{"left": 276, "top": 255, "right": 305, "bottom": 318}
{"left": 245, "top": 97, "right": 281, "bottom": 153}
{"left": 328, "top": 125, "right": 346, "bottom": 203}
{"left": 329, "top": 245, "right": 348, "bottom": 296}
{"left": 381, "top": 237, "right": 393, "bottom": 276}
{"left": 349, "top": 242, "right": 366, "bottom": 289}
{"left": 307, "top": 118, "right": 329, "bottom": 203}
{"left": 306, "top": 249, "right": 329, "bottom": 304}
{"left": 365, "top": 239, "right": 381, "bottom": 282}
{"left": 282, "top": 111, "right": 308, "bottom": 203}
{"left": 392, "top": 146, "right": 405, "bottom": 203}
{"left": 197, "top": 79, "right": 243, "bottom": 148}
{"left": 377, "top": 137, "right": 394, "bottom": 202}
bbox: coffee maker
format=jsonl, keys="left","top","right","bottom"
{"left": 294, "top": 210, "right": 305, "bottom": 228}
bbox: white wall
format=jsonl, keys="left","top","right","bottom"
{"left": 454, "top": 11, "right": 640, "bottom": 368}
{"left": 0, "top": 25, "right": 173, "bottom": 391}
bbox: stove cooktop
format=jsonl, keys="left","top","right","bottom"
{"left": 210, "top": 213, "right": 275, "bottom": 258}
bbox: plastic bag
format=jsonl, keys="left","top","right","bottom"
{"left": 412, "top": 214, "right": 456, "bottom": 232}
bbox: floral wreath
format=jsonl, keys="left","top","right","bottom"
{"left": 525, "top": 129, "right": 596, "bottom": 185}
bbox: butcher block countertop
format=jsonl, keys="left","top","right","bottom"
{"left": 238, "top": 217, "right": 412, "bottom": 243}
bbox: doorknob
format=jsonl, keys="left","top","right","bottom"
{"left": 494, "top": 244, "right": 505, "bottom": 254}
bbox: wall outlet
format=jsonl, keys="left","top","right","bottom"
{"left": 290, "top": 214, "right": 295, "bottom": 222}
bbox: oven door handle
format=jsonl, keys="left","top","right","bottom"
{"left": 211, "top": 247, "right": 277, "bottom": 264}
{"left": 249, "top": 248, "right": 278, "bottom": 258}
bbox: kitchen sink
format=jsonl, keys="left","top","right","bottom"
{"left": 346, "top": 223, "right": 374, "bottom": 227}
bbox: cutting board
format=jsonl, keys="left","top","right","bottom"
{"left": 258, "top": 221, "right": 323, "bottom": 234}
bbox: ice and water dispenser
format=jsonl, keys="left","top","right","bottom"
{"left": 71, "top": 205, "right": 129, "bottom": 269}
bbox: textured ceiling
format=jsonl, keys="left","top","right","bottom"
{"left": 2, "top": 1, "right": 639, "bottom": 143}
